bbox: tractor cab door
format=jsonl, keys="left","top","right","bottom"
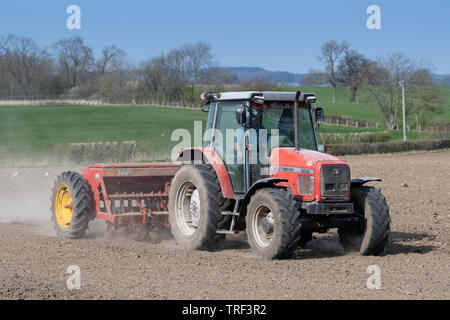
{"left": 210, "top": 101, "right": 246, "bottom": 194}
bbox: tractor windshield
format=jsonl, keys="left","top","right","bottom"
{"left": 253, "top": 102, "right": 317, "bottom": 151}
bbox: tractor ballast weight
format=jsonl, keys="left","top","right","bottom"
{"left": 51, "top": 91, "right": 390, "bottom": 259}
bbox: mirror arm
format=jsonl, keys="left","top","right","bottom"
{"left": 294, "top": 91, "right": 300, "bottom": 150}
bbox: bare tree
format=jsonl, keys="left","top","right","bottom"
{"left": 0, "top": 34, "right": 53, "bottom": 97}
{"left": 199, "top": 67, "right": 238, "bottom": 87}
{"left": 337, "top": 49, "right": 372, "bottom": 102}
{"left": 180, "top": 42, "right": 213, "bottom": 102}
{"left": 407, "top": 68, "right": 442, "bottom": 131}
{"left": 140, "top": 42, "right": 214, "bottom": 105}
{"left": 364, "top": 52, "right": 414, "bottom": 130}
{"left": 53, "top": 36, "right": 94, "bottom": 88}
{"left": 318, "top": 40, "right": 350, "bottom": 103}
{"left": 141, "top": 55, "right": 169, "bottom": 103}
{"left": 241, "top": 77, "right": 277, "bottom": 91}
{"left": 97, "top": 45, "right": 126, "bottom": 75}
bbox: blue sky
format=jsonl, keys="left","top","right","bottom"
{"left": 1, "top": 0, "right": 449, "bottom": 73}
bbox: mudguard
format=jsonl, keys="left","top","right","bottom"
{"left": 351, "top": 177, "right": 382, "bottom": 186}
{"left": 240, "top": 178, "right": 288, "bottom": 215}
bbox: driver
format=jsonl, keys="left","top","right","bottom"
{"left": 235, "top": 108, "right": 266, "bottom": 166}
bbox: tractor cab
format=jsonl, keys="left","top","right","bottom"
{"left": 200, "top": 91, "right": 326, "bottom": 195}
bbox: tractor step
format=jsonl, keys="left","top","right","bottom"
{"left": 221, "top": 211, "right": 240, "bottom": 216}
{"left": 216, "top": 229, "right": 241, "bottom": 235}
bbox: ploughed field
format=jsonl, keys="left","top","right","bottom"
{"left": 0, "top": 151, "right": 449, "bottom": 299}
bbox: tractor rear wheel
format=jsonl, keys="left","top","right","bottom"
{"left": 338, "top": 186, "right": 390, "bottom": 255}
{"left": 50, "top": 171, "right": 93, "bottom": 239}
{"left": 168, "top": 164, "right": 221, "bottom": 250}
{"left": 245, "top": 188, "right": 301, "bottom": 259}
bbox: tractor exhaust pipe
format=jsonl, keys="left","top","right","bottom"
{"left": 294, "top": 91, "right": 300, "bottom": 150}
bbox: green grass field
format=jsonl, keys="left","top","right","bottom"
{"left": 0, "top": 85, "right": 449, "bottom": 162}
{"left": 0, "top": 105, "right": 207, "bottom": 158}
{"left": 283, "top": 85, "right": 450, "bottom": 125}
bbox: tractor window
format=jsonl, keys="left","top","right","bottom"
{"left": 203, "top": 102, "right": 216, "bottom": 147}
{"left": 298, "top": 107, "right": 317, "bottom": 150}
{"left": 258, "top": 104, "right": 317, "bottom": 151}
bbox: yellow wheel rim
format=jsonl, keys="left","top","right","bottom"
{"left": 55, "top": 184, "right": 73, "bottom": 229}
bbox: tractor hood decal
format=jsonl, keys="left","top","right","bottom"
{"left": 270, "top": 166, "right": 314, "bottom": 175}
{"left": 270, "top": 147, "right": 347, "bottom": 168}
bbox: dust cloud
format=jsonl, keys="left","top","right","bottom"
{"left": 0, "top": 166, "right": 105, "bottom": 237}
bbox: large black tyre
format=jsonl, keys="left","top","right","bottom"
{"left": 168, "top": 164, "right": 222, "bottom": 250}
{"left": 50, "top": 171, "right": 93, "bottom": 239}
{"left": 298, "top": 230, "right": 313, "bottom": 248}
{"left": 245, "top": 188, "right": 302, "bottom": 259}
{"left": 338, "top": 186, "right": 390, "bottom": 255}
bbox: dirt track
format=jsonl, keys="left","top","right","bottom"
{"left": 1, "top": 151, "right": 449, "bottom": 300}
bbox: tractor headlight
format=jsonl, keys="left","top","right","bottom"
{"left": 298, "top": 175, "right": 314, "bottom": 195}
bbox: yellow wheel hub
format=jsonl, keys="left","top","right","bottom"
{"left": 55, "top": 184, "right": 73, "bottom": 229}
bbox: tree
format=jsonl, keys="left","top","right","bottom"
{"left": 199, "top": 67, "right": 238, "bottom": 87}
{"left": 0, "top": 34, "right": 53, "bottom": 97}
{"left": 140, "top": 42, "right": 214, "bottom": 105}
{"left": 337, "top": 49, "right": 372, "bottom": 102}
{"left": 141, "top": 55, "right": 167, "bottom": 103}
{"left": 53, "top": 36, "right": 94, "bottom": 88}
{"left": 407, "top": 69, "right": 442, "bottom": 131}
{"left": 97, "top": 45, "right": 126, "bottom": 75}
{"left": 364, "top": 52, "right": 413, "bottom": 130}
{"left": 240, "top": 77, "right": 277, "bottom": 91}
{"left": 318, "top": 40, "right": 350, "bottom": 103}
{"left": 180, "top": 42, "right": 213, "bottom": 102}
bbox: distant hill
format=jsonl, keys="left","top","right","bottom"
{"left": 220, "top": 67, "right": 307, "bottom": 85}
{"left": 220, "top": 66, "right": 450, "bottom": 86}
{"left": 432, "top": 74, "right": 450, "bottom": 86}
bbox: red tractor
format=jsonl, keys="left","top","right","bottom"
{"left": 51, "top": 91, "right": 390, "bottom": 259}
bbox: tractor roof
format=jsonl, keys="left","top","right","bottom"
{"left": 212, "top": 91, "right": 316, "bottom": 103}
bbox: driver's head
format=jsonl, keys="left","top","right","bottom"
{"left": 250, "top": 109, "right": 262, "bottom": 127}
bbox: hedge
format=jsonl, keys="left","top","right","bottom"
{"left": 322, "top": 131, "right": 391, "bottom": 144}
{"left": 330, "top": 139, "right": 450, "bottom": 156}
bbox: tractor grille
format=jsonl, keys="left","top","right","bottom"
{"left": 320, "top": 165, "right": 350, "bottom": 200}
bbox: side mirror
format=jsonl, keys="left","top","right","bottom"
{"left": 314, "top": 107, "right": 325, "bottom": 124}
{"left": 318, "top": 144, "right": 333, "bottom": 153}
{"left": 236, "top": 106, "right": 247, "bottom": 126}
{"left": 201, "top": 104, "right": 210, "bottom": 112}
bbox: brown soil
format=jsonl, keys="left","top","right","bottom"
{"left": 0, "top": 151, "right": 449, "bottom": 300}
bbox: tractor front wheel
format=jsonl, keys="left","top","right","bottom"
{"left": 246, "top": 188, "right": 301, "bottom": 259}
{"left": 338, "top": 186, "right": 390, "bottom": 255}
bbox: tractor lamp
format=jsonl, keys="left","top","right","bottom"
{"left": 305, "top": 95, "right": 317, "bottom": 103}
{"left": 200, "top": 91, "right": 220, "bottom": 102}
{"left": 252, "top": 96, "right": 265, "bottom": 105}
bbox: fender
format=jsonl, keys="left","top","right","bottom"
{"left": 351, "top": 177, "right": 381, "bottom": 187}
{"left": 239, "top": 178, "right": 288, "bottom": 216}
{"left": 176, "top": 147, "right": 234, "bottom": 199}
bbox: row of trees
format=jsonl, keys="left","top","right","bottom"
{"left": 0, "top": 34, "right": 237, "bottom": 104}
{"left": 306, "top": 40, "right": 442, "bottom": 130}
{"left": 0, "top": 34, "right": 443, "bottom": 130}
